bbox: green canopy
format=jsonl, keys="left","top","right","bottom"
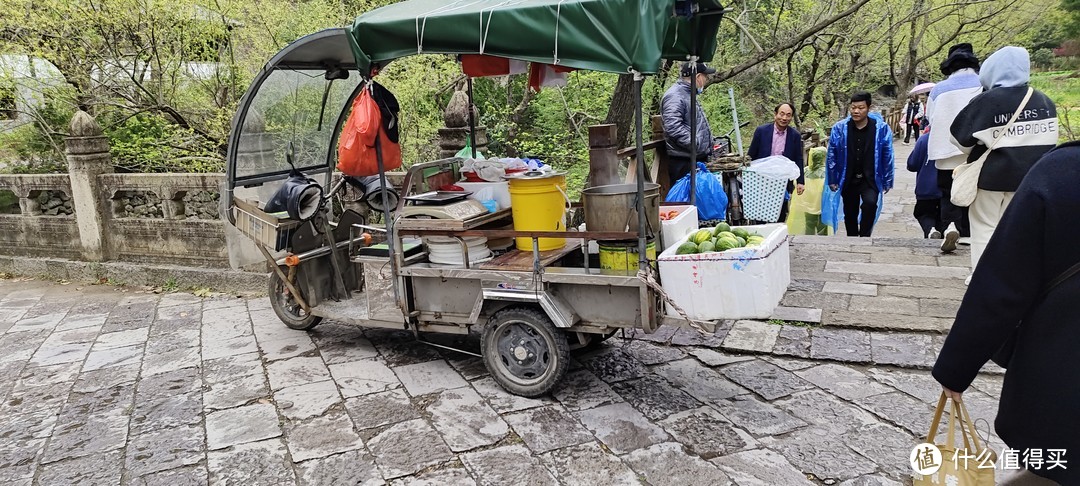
{"left": 349, "top": 0, "right": 724, "bottom": 75}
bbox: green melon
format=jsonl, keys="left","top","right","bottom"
{"left": 715, "top": 239, "right": 736, "bottom": 251}
{"left": 676, "top": 242, "right": 699, "bottom": 255}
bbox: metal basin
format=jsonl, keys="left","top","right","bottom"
{"left": 581, "top": 183, "right": 661, "bottom": 234}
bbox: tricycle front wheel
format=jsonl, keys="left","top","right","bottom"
{"left": 269, "top": 268, "right": 322, "bottom": 331}
{"left": 482, "top": 307, "right": 569, "bottom": 398}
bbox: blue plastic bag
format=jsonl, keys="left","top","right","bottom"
{"left": 665, "top": 162, "right": 729, "bottom": 220}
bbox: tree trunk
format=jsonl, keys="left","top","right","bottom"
{"left": 604, "top": 73, "right": 637, "bottom": 147}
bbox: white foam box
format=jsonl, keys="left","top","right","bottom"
{"left": 659, "top": 205, "right": 698, "bottom": 251}
{"left": 657, "top": 223, "right": 790, "bottom": 320}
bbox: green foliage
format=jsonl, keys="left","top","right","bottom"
{"left": 1033, "top": 49, "right": 1056, "bottom": 70}
{"left": 161, "top": 277, "right": 179, "bottom": 292}
{"left": 0, "top": 190, "right": 18, "bottom": 213}
{"left": 106, "top": 114, "right": 222, "bottom": 173}
{"left": 1030, "top": 71, "right": 1080, "bottom": 141}
{"left": 0, "top": 87, "right": 73, "bottom": 173}
{"left": 1065, "top": 0, "right": 1080, "bottom": 37}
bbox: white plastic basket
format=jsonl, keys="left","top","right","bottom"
{"left": 741, "top": 170, "right": 788, "bottom": 222}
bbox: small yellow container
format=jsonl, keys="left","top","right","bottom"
{"left": 507, "top": 173, "right": 568, "bottom": 251}
{"left": 599, "top": 241, "right": 657, "bottom": 271}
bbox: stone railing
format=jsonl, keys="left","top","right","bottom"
{"left": 0, "top": 174, "right": 82, "bottom": 260}
{"left": 0, "top": 111, "right": 233, "bottom": 268}
{"left": 0, "top": 102, "right": 462, "bottom": 271}
{"left": 97, "top": 173, "right": 228, "bottom": 267}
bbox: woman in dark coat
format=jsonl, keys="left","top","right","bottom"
{"left": 933, "top": 141, "right": 1080, "bottom": 485}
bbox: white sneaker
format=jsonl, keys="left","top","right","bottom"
{"left": 965, "top": 275, "right": 972, "bottom": 286}
{"left": 958, "top": 237, "right": 971, "bottom": 246}
{"left": 941, "top": 224, "right": 959, "bottom": 253}
{"left": 929, "top": 230, "right": 943, "bottom": 239}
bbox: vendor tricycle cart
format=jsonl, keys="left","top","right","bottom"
{"left": 225, "top": 0, "right": 726, "bottom": 397}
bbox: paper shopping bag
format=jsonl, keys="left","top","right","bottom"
{"left": 912, "top": 393, "right": 997, "bottom": 486}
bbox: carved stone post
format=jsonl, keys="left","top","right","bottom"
{"left": 438, "top": 85, "right": 488, "bottom": 158}
{"left": 64, "top": 110, "right": 112, "bottom": 261}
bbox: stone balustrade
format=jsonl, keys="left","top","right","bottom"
{"left": 0, "top": 111, "right": 233, "bottom": 268}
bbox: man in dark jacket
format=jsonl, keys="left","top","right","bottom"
{"left": 933, "top": 141, "right": 1080, "bottom": 486}
{"left": 747, "top": 102, "right": 805, "bottom": 222}
{"left": 661, "top": 62, "right": 715, "bottom": 184}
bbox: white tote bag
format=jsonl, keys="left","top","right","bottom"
{"left": 951, "top": 88, "right": 1033, "bottom": 207}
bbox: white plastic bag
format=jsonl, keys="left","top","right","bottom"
{"left": 748, "top": 155, "right": 800, "bottom": 180}
{"left": 500, "top": 158, "right": 528, "bottom": 171}
{"left": 461, "top": 158, "right": 505, "bottom": 182}
{"left": 472, "top": 187, "right": 499, "bottom": 211}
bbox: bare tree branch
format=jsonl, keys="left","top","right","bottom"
{"left": 709, "top": 0, "right": 873, "bottom": 84}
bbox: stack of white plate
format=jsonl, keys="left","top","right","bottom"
{"left": 424, "top": 236, "right": 492, "bottom": 266}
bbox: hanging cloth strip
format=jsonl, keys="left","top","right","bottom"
{"left": 461, "top": 54, "right": 528, "bottom": 77}
{"left": 528, "top": 63, "right": 575, "bottom": 92}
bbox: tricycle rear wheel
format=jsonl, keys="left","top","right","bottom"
{"left": 269, "top": 268, "right": 322, "bottom": 331}
{"left": 482, "top": 307, "right": 568, "bottom": 397}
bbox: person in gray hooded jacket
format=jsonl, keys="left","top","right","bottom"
{"left": 951, "top": 46, "right": 1058, "bottom": 274}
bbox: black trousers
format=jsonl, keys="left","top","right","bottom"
{"left": 904, "top": 123, "right": 920, "bottom": 143}
{"left": 936, "top": 169, "right": 971, "bottom": 237}
{"left": 667, "top": 157, "right": 694, "bottom": 185}
{"left": 913, "top": 199, "right": 944, "bottom": 237}
{"left": 842, "top": 178, "right": 878, "bottom": 237}
{"left": 776, "top": 180, "right": 796, "bottom": 223}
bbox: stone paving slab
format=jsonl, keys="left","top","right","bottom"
{"left": 0, "top": 224, "right": 1010, "bottom": 486}
{"left": 623, "top": 442, "right": 731, "bottom": 486}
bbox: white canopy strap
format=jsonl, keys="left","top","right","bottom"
{"left": 415, "top": 0, "right": 477, "bottom": 54}
{"left": 553, "top": 0, "right": 568, "bottom": 65}
{"left": 479, "top": 0, "right": 529, "bottom": 54}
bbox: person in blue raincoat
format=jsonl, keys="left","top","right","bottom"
{"left": 821, "top": 91, "right": 895, "bottom": 236}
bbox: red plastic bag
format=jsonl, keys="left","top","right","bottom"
{"left": 337, "top": 86, "right": 401, "bottom": 176}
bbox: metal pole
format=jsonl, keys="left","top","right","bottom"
{"left": 728, "top": 87, "right": 744, "bottom": 155}
{"left": 688, "top": 56, "right": 698, "bottom": 206}
{"left": 467, "top": 77, "right": 478, "bottom": 158}
{"left": 369, "top": 81, "right": 401, "bottom": 318}
{"left": 634, "top": 72, "right": 648, "bottom": 270}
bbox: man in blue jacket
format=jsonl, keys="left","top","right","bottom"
{"left": 823, "top": 91, "right": 895, "bottom": 237}
{"left": 747, "top": 102, "right": 805, "bottom": 222}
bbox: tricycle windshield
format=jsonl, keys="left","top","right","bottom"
{"left": 231, "top": 68, "right": 361, "bottom": 184}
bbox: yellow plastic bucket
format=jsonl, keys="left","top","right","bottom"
{"left": 599, "top": 241, "right": 657, "bottom": 271}
{"left": 508, "top": 173, "right": 568, "bottom": 251}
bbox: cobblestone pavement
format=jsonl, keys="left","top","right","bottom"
{"left": 0, "top": 276, "right": 1003, "bottom": 486}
